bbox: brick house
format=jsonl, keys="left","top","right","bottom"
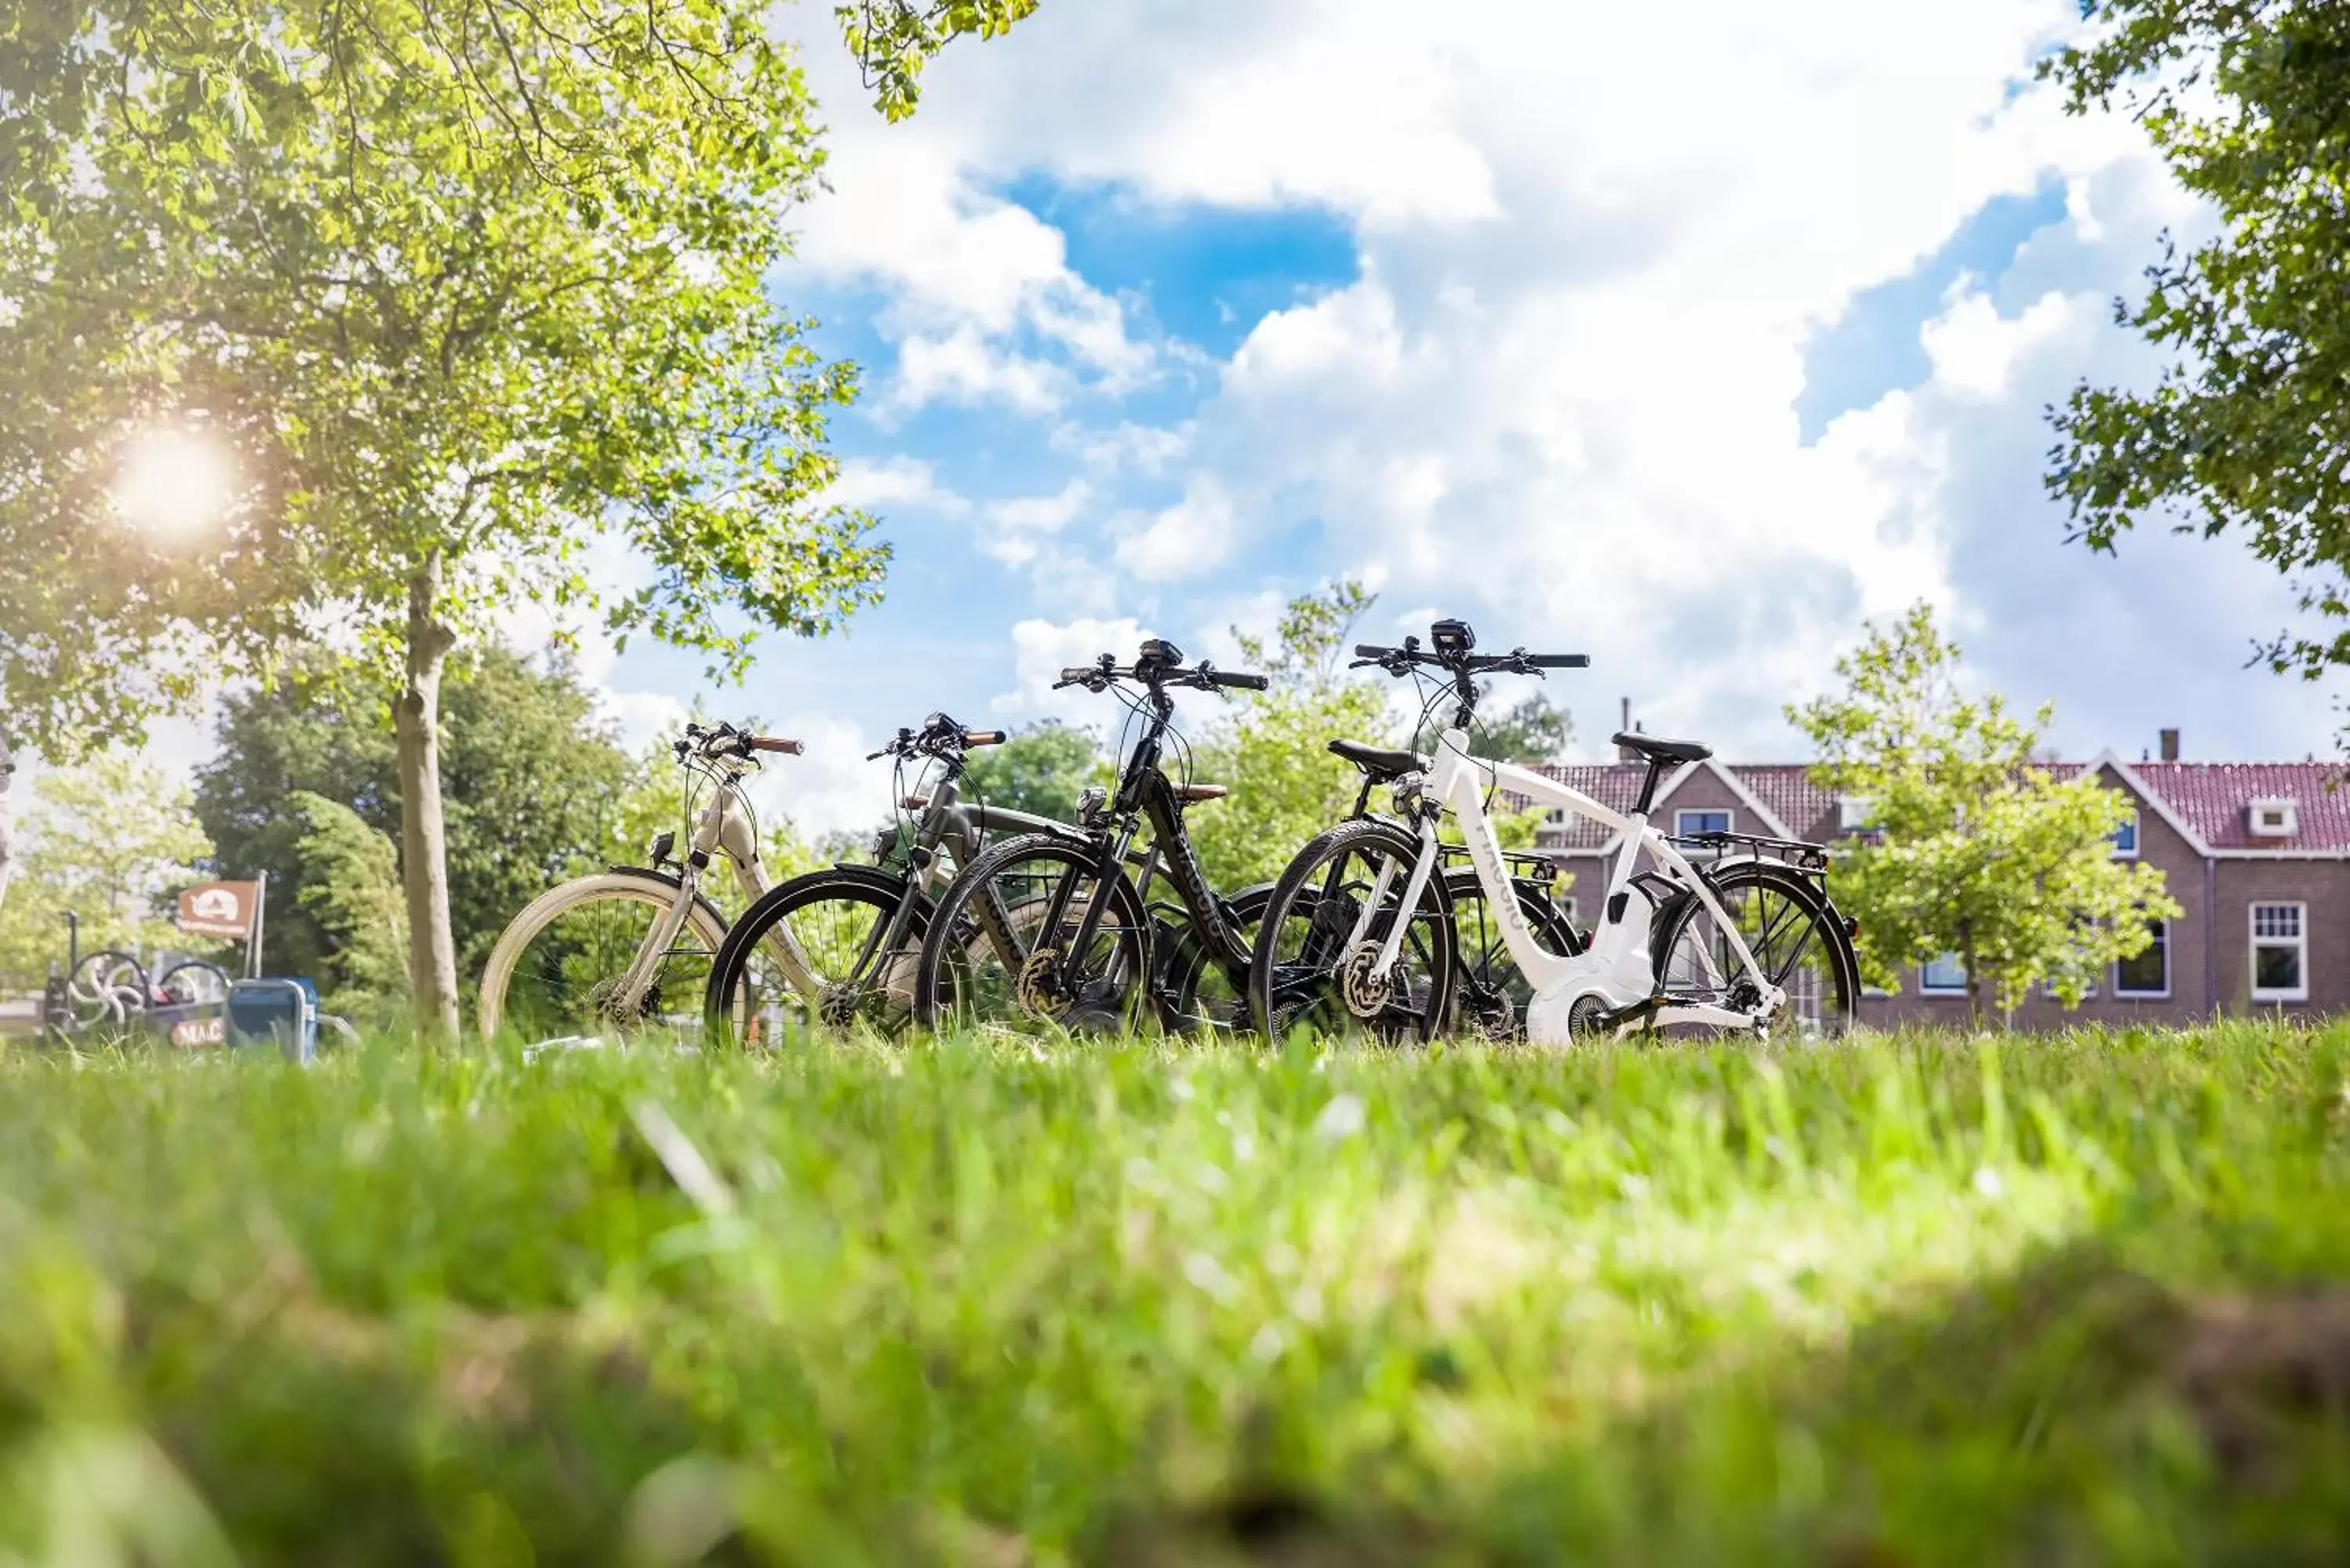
{"left": 1522, "top": 732, "right": 2349, "bottom": 1024}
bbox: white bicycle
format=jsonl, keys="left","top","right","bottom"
{"left": 1249, "top": 619, "right": 1860, "bottom": 1045}
{"left": 478, "top": 720, "right": 817, "bottom": 1045}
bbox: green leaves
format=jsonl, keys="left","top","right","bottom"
{"left": 1789, "top": 604, "right": 2182, "bottom": 1015}
{"left": 833, "top": 0, "right": 1041, "bottom": 121}
{"left": 0, "top": 2, "right": 897, "bottom": 753}
{"left": 2042, "top": 1, "right": 2350, "bottom": 690}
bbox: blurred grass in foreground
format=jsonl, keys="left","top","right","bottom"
{"left": 3, "top": 1024, "right": 2348, "bottom": 1566}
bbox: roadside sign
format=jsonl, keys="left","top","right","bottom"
{"left": 168, "top": 1013, "right": 228, "bottom": 1049}
{"left": 175, "top": 880, "right": 259, "bottom": 940}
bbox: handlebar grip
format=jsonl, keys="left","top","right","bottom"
{"left": 1058, "top": 667, "right": 1097, "bottom": 683}
{"left": 963, "top": 730, "right": 1006, "bottom": 746}
{"left": 1526, "top": 654, "right": 1590, "bottom": 668}
{"left": 749, "top": 735, "right": 804, "bottom": 755}
{"left": 1353, "top": 645, "right": 1395, "bottom": 660}
{"left": 1209, "top": 670, "right": 1269, "bottom": 692}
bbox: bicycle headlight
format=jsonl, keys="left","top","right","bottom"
{"left": 1430, "top": 619, "right": 1475, "bottom": 659}
{"left": 1076, "top": 784, "right": 1108, "bottom": 826}
{"left": 870, "top": 825, "right": 897, "bottom": 861}
{"left": 1391, "top": 773, "right": 1423, "bottom": 814}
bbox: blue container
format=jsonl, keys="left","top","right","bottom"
{"left": 226, "top": 978, "right": 320, "bottom": 1062}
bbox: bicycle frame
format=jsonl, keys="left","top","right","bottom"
{"left": 610, "top": 757, "right": 812, "bottom": 1010}
{"left": 1358, "top": 726, "right": 1791, "bottom": 1041}
{"left": 1025, "top": 703, "right": 1250, "bottom": 1013}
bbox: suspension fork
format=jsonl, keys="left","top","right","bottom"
{"left": 1046, "top": 818, "right": 1141, "bottom": 988}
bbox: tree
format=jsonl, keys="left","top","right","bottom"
{"left": 0, "top": 1, "right": 1038, "bottom": 1033}
{"left": 1188, "top": 583, "right": 1393, "bottom": 892}
{"left": 286, "top": 791, "right": 410, "bottom": 1011}
{"left": 1466, "top": 686, "right": 1574, "bottom": 764}
{"left": 0, "top": 753, "right": 218, "bottom": 990}
{"left": 2042, "top": 2, "right": 2350, "bottom": 685}
{"left": 193, "top": 649, "right": 632, "bottom": 985}
{"left": 837, "top": 0, "right": 1041, "bottom": 121}
{"left": 962, "top": 721, "right": 1103, "bottom": 825}
{"left": 1789, "top": 603, "right": 2181, "bottom": 1021}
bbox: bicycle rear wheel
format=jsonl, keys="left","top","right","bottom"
{"left": 478, "top": 869, "right": 729, "bottom": 1046}
{"left": 1650, "top": 860, "right": 1858, "bottom": 1039}
{"left": 1444, "top": 867, "right": 1582, "bottom": 1042}
{"left": 1249, "top": 818, "right": 1455, "bottom": 1045}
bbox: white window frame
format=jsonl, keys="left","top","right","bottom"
{"left": 2113, "top": 917, "right": 2170, "bottom": 999}
{"left": 1838, "top": 795, "right": 1875, "bottom": 832}
{"left": 2109, "top": 810, "right": 2139, "bottom": 858}
{"left": 2250, "top": 901, "right": 2308, "bottom": 1003}
{"left": 2247, "top": 798, "right": 2298, "bottom": 837}
{"left": 1919, "top": 952, "right": 1968, "bottom": 994}
{"left": 1675, "top": 807, "right": 1733, "bottom": 837}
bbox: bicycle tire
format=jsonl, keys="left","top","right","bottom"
{"left": 477, "top": 868, "right": 730, "bottom": 1043}
{"left": 1248, "top": 818, "right": 1456, "bottom": 1045}
{"left": 911, "top": 833, "right": 1152, "bottom": 1037}
{"left": 1648, "top": 858, "right": 1859, "bottom": 1039}
{"left": 1443, "top": 867, "right": 1582, "bottom": 1042}
{"left": 1157, "top": 882, "right": 1273, "bottom": 1037}
{"left": 703, "top": 865, "right": 929, "bottom": 1047}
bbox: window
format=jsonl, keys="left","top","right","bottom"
{"left": 2114, "top": 919, "right": 2169, "bottom": 998}
{"left": 1838, "top": 795, "right": 1875, "bottom": 831}
{"left": 2110, "top": 811, "right": 2139, "bottom": 857}
{"left": 2248, "top": 798, "right": 2298, "bottom": 837}
{"left": 1545, "top": 807, "right": 1574, "bottom": 827}
{"left": 2251, "top": 902, "right": 2308, "bottom": 1002}
{"left": 1920, "top": 953, "right": 1968, "bottom": 993}
{"left": 1676, "top": 808, "right": 1732, "bottom": 836}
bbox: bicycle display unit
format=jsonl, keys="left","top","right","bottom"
{"left": 479, "top": 620, "right": 1860, "bottom": 1050}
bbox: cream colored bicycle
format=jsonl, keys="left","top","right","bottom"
{"left": 477, "top": 720, "right": 815, "bottom": 1045}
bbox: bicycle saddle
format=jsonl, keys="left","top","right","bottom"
{"left": 1611, "top": 732, "right": 1711, "bottom": 764}
{"left": 1328, "top": 739, "right": 1426, "bottom": 780}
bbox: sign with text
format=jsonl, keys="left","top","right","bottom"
{"left": 175, "top": 880, "right": 259, "bottom": 940}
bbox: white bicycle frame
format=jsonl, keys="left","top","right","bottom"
{"left": 1355, "top": 726, "right": 1790, "bottom": 1042}
{"left": 609, "top": 753, "right": 822, "bottom": 1011}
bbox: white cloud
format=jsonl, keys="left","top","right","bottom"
{"left": 825, "top": 455, "right": 971, "bottom": 514}
{"left": 979, "top": 479, "right": 1092, "bottom": 565}
{"left": 1115, "top": 480, "right": 1238, "bottom": 582}
{"left": 888, "top": 327, "right": 1069, "bottom": 417}
{"left": 997, "top": 616, "right": 1155, "bottom": 721}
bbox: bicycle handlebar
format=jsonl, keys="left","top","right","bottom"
{"left": 748, "top": 735, "right": 804, "bottom": 754}
{"left": 1052, "top": 656, "right": 1268, "bottom": 694}
{"left": 1350, "top": 640, "right": 1587, "bottom": 676}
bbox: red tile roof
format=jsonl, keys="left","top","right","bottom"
{"left": 1517, "top": 756, "right": 2350, "bottom": 857}
{"left": 2126, "top": 760, "right": 2350, "bottom": 851}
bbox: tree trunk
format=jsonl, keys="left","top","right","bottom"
{"left": 395, "top": 552, "right": 461, "bottom": 1039}
{"left": 1961, "top": 926, "right": 1983, "bottom": 1028}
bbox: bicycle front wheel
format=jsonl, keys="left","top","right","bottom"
{"left": 1249, "top": 818, "right": 1455, "bottom": 1045}
{"left": 704, "top": 866, "right": 926, "bottom": 1048}
{"left": 478, "top": 869, "right": 730, "bottom": 1046}
{"left": 913, "top": 834, "right": 1152, "bottom": 1039}
{"left": 1650, "top": 859, "right": 1858, "bottom": 1040}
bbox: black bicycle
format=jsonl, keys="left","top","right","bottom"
{"left": 702, "top": 712, "right": 1080, "bottom": 1045}
{"left": 909, "top": 640, "right": 1273, "bottom": 1038}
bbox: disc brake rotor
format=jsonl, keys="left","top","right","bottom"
{"left": 1016, "top": 947, "right": 1073, "bottom": 1021}
{"left": 1339, "top": 942, "right": 1396, "bottom": 1020}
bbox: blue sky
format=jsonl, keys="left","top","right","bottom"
{"left": 313, "top": 2, "right": 2350, "bottom": 836}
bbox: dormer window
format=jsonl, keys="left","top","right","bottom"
{"left": 2248, "top": 797, "right": 2298, "bottom": 837}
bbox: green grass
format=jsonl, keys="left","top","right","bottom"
{"left": 4, "top": 1025, "right": 2349, "bottom": 1566}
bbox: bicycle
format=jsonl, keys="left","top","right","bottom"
{"left": 1252, "top": 620, "right": 1860, "bottom": 1044}
{"left": 701, "top": 710, "right": 1084, "bottom": 1044}
{"left": 909, "top": 639, "right": 1273, "bottom": 1038}
{"left": 477, "top": 719, "right": 804, "bottom": 1045}
{"left": 1309, "top": 741, "right": 1584, "bottom": 1041}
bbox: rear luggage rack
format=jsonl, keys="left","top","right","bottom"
{"left": 1668, "top": 829, "right": 1831, "bottom": 874}
{"left": 1437, "top": 841, "right": 1558, "bottom": 876}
